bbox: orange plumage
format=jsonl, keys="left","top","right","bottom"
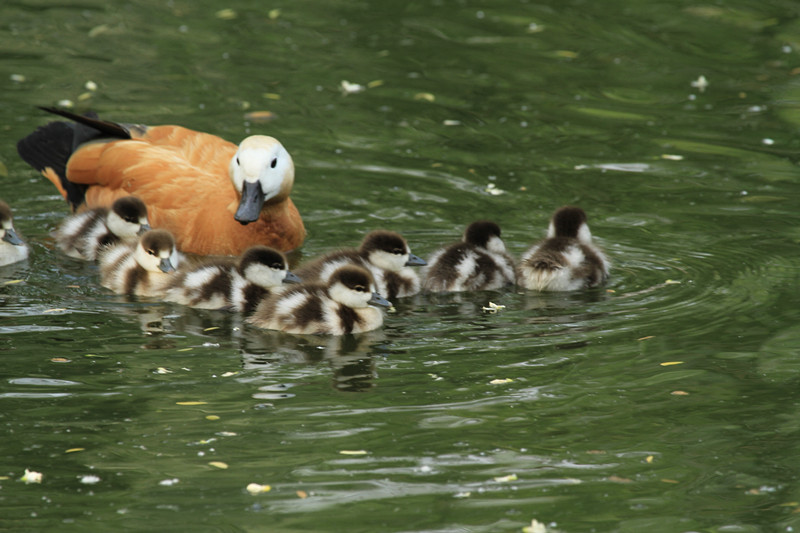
{"left": 18, "top": 109, "right": 305, "bottom": 256}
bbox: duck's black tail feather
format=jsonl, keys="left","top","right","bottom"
{"left": 16, "top": 107, "right": 132, "bottom": 210}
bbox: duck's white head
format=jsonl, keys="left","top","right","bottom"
{"left": 328, "top": 265, "right": 392, "bottom": 309}
{"left": 546, "top": 206, "right": 592, "bottom": 243}
{"left": 133, "top": 229, "right": 179, "bottom": 273}
{"left": 238, "top": 245, "right": 301, "bottom": 288}
{"left": 463, "top": 220, "right": 507, "bottom": 255}
{"left": 230, "top": 136, "right": 294, "bottom": 225}
{"left": 106, "top": 196, "right": 150, "bottom": 241}
{"left": 0, "top": 201, "right": 25, "bottom": 247}
{"left": 360, "top": 230, "right": 427, "bottom": 272}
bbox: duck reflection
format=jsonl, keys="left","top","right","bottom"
{"left": 240, "top": 329, "right": 386, "bottom": 392}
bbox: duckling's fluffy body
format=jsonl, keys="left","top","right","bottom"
{"left": 516, "top": 206, "right": 610, "bottom": 291}
{"left": 100, "top": 229, "right": 179, "bottom": 297}
{"left": 164, "top": 246, "right": 299, "bottom": 312}
{"left": 294, "top": 230, "right": 426, "bottom": 300}
{"left": 249, "top": 265, "right": 391, "bottom": 335}
{"left": 0, "top": 201, "right": 29, "bottom": 267}
{"left": 423, "top": 220, "right": 515, "bottom": 292}
{"left": 56, "top": 196, "right": 150, "bottom": 260}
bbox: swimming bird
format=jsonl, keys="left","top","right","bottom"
{"left": 17, "top": 106, "right": 305, "bottom": 256}
{"left": 294, "top": 230, "right": 426, "bottom": 299}
{"left": 248, "top": 265, "right": 391, "bottom": 335}
{"left": 516, "top": 206, "right": 610, "bottom": 291}
{"left": 164, "top": 245, "right": 300, "bottom": 312}
{"left": 55, "top": 196, "right": 150, "bottom": 261}
{"left": 0, "top": 200, "right": 29, "bottom": 267}
{"left": 99, "top": 229, "right": 180, "bottom": 297}
{"left": 423, "top": 220, "right": 516, "bottom": 292}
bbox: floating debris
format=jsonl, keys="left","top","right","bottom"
{"left": 80, "top": 474, "right": 101, "bottom": 484}
{"left": 484, "top": 183, "right": 505, "bottom": 196}
{"left": 296, "top": 490, "right": 308, "bottom": 499}
{"left": 159, "top": 478, "right": 179, "bottom": 486}
{"left": 414, "top": 92, "right": 435, "bottom": 102}
{"left": 339, "top": 450, "right": 368, "bottom": 456}
{"left": 340, "top": 80, "right": 365, "bottom": 95}
{"left": 522, "top": 519, "right": 548, "bottom": 533}
{"left": 176, "top": 401, "right": 207, "bottom": 406}
{"left": 443, "top": 119, "right": 461, "bottom": 126}
{"left": 215, "top": 8, "right": 237, "bottom": 20}
{"left": 671, "top": 390, "right": 690, "bottom": 396}
{"left": 660, "top": 361, "right": 684, "bottom": 366}
{"left": 494, "top": 473, "right": 518, "bottom": 482}
{"left": 691, "top": 75, "right": 709, "bottom": 93}
{"left": 482, "top": 301, "right": 506, "bottom": 313}
{"left": 208, "top": 461, "right": 228, "bottom": 469}
{"left": 246, "top": 482, "right": 272, "bottom": 494}
{"left": 490, "top": 378, "right": 513, "bottom": 385}
{"left": 85, "top": 80, "right": 98, "bottom": 91}
{"left": 65, "top": 448, "right": 85, "bottom": 454}
{"left": 10, "top": 74, "right": 26, "bottom": 83}
{"left": 205, "top": 415, "right": 220, "bottom": 421}
{"left": 156, "top": 367, "right": 173, "bottom": 374}
{"left": 20, "top": 469, "right": 43, "bottom": 484}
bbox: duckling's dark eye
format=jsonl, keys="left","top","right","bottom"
{"left": 270, "top": 158, "right": 277, "bottom": 169}
{"left": 147, "top": 249, "right": 156, "bottom": 256}
{"left": 393, "top": 248, "right": 404, "bottom": 255}
{"left": 354, "top": 285, "right": 367, "bottom": 292}
{"left": 125, "top": 216, "right": 137, "bottom": 223}
{"left": 236, "top": 157, "right": 240, "bottom": 166}
{"left": 271, "top": 263, "right": 283, "bottom": 270}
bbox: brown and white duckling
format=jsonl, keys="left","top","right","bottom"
{"left": 294, "top": 230, "right": 426, "bottom": 299}
{"left": 164, "top": 245, "right": 300, "bottom": 312}
{"left": 248, "top": 264, "right": 392, "bottom": 335}
{"left": 423, "top": 220, "right": 515, "bottom": 292}
{"left": 55, "top": 196, "right": 150, "bottom": 260}
{"left": 516, "top": 206, "right": 610, "bottom": 291}
{"left": 99, "top": 229, "right": 179, "bottom": 297}
{"left": 0, "top": 200, "right": 29, "bottom": 267}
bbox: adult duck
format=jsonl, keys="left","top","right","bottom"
{"left": 17, "top": 106, "right": 305, "bottom": 256}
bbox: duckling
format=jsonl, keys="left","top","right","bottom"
{"left": 423, "top": 220, "right": 515, "bottom": 292}
{"left": 17, "top": 106, "right": 305, "bottom": 255}
{"left": 0, "top": 201, "right": 29, "bottom": 267}
{"left": 99, "top": 229, "right": 180, "bottom": 297}
{"left": 516, "top": 206, "right": 610, "bottom": 291}
{"left": 248, "top": 265, "right": 391, "bottom": 335}
{"left": 164, "top": 245, "right": 300, "bottom": 312}
{"left": 55, "top": 196, "right": 150, "bottom": 261}
{"left": 294, "top": 230, "right": 426, "bottom": 299}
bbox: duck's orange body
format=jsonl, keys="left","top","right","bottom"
{"left": 19, "top": 109, "right": 305, "bottom": 256}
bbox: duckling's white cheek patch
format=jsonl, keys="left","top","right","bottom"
{"left": 577, "top": 224, "right": 593, "bottom": 244}
{"left": 486, "top": 236, "right": 507, "bottom": 255}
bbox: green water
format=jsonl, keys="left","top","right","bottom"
{"left": 2, "top": 1, "right": 800, "bottom": 531}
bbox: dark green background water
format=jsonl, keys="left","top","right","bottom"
{"left": 2, "top": 1, "right": 800, "bottom": 531}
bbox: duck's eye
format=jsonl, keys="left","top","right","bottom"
{"left": 393, "top": 248, "right": 404, "bottom": 255}
{"left": 147, "top": 249, "right": 156, "bottom": 256}
{"left": 270, "top": 158, "right": 277, "bottom": 169}
{"left": 236, "top": 157, "right": 240, "bottom": 166}
{"left": 271, "top": 263, "right": 283, "bottom": 270}
{"left": 354, "top": 285, "right": 367, "bottom": 292}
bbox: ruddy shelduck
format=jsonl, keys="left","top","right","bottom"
{"left": 17, "top": 107, "right": 305, "bottom": 256}
{"left": 294, "top": 230, "right": 426, "bottom": 299}
{"left": 423, "top": 220, "right": 516, "bottom": 292}
{"left": 516, "top": 206, "right": 610, "bottom": 291}
{"left": 0, "top": 200, "right": 29, "bottom": 267}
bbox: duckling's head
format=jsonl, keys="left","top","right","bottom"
{"left": 107, "top": 196, "right": 150, "bottom": 241}
{"left": 238, "top": 245, "right": 300, "bottom": 288}
{"left": 463, "top": 220, "right": 506, "bottom": 254}
{"left": 134, "top": 229, "right": 179, "bottom": 273}
{"left": 231, "top": 136, "right": 295, "bottom": 225}
{"left": 360, "top": 230, "right": 427, "bottom": 272}
{"left": 0, "top": 201, "right": 24, "bottom": 247}
{"left": 328, "top": 265, "right": 392, "bottom": 309}
{"left": 547, "top": 206, "right": 591, "bottom": 242}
